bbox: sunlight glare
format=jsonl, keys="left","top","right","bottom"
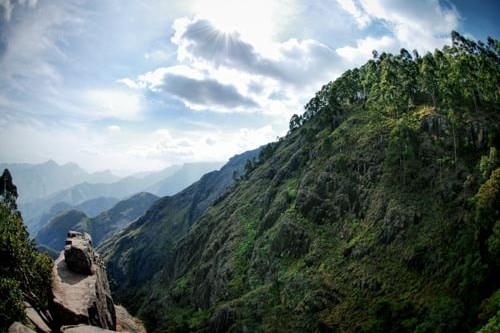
{"left": 193, "top": 0, "right": 276, "bottom": 52}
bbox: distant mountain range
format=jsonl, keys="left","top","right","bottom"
{"left": 36, "top": 192, "right": 159, "bottom": 255}
{"left": 0, "top": 160, "right": 121, "bottom": 204}
{"left": 10, "top": 161, "right": 223, "bottom": 235}
{"left": 28, "top": 196, "right": 120, "bottom": 236}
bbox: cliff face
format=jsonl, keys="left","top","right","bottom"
{"left": 50, "top": 231, "right": 116, "bottom": 330}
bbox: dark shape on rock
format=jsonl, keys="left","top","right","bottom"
{"left": 64, "top": 231, "right": 94, "bottom": 275}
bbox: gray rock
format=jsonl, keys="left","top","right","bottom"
{"left": 50, "top": 231, "right": 116, "bottom": 330}
{"left": 64, "top": 231, "right": 94, "bottom": 275}
{"left": 24, "top": 302, "right": 52, "bottom": 333}
{"left": 115, "top": 305, "right": 146, "bottom": 333}
{"left": 8, "top": 322, "right": 35, "bottom": 333}
{"left": 60, "top": 324, "right": 115, "bottom": 333}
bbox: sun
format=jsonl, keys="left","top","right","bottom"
{"left": 192, "top": 0, "right": 276, "bottom": 48}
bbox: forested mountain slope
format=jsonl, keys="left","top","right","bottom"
{"left": 111, "top": 32, "right": 500, "bottom": 332}
{"left": 99, "top": 148, "right": 260, "bottom": 296}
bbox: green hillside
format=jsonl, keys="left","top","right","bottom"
{"left": 108, "top": 32, "right": 500, "bottom": 332}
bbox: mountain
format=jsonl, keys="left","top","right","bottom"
{"left": 20, "top": 162, "right": 218, "bottom": 234}
{"left": 146, "top": 162, "right": 226, "bottom": 196}
{"left": 28, "top": 196, "right": 120, "bottom": 236}
{"left": 103, "top": 33, "right": 500, "bottom": 332}
{"left": 99, "top": 148, "right": 260, "bottom": 293}
{"left": 35, "top": 192, "right": 159, "bottom": 253}
{"left": 0, "top": 160, "right": 120, "bottom": 204}
{"left": 0, "top": 171, "right": 142, "bottom": 332}
{"left": 76, "top": 192, "right": 159, "bottom": 247}
{"left": 36, "top": 209, "right": 88, "bottom": 251}
{"left": 73, "top": 196, "right": 121, "bottom": 217}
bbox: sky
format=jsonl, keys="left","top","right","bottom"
{"left": 0, "top": 0, "right": 498, "bottom": 174}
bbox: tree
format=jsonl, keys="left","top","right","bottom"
{"left": 289, "top": 114, "right": 302, "bottom": 132}
{"left": 0, "top": 169, "right": 52, "bottom": 330}
{"left": 0, "top": 169, "right": 18, "bottom": 211}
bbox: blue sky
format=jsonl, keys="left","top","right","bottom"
{"left": 0, "top": 0, "right": 498, "bottom": 174}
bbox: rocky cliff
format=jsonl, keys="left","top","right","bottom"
{"left": 50, "top": 231, "right": 116, "bottom": 329}
{"left": 8, "top": 230, "right": 145, "bottom": 333}
{"left": 2, "top": 170, "right": 145, "bottom": 333}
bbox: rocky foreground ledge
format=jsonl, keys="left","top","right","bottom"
{"left": 9, "top": 231, "right": 145, "bottom": 333}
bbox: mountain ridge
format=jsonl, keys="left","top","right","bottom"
{"left": 36, "top": 192, "right": 159, "bottom": 254}
{"left": 100, "top": 148, "right": 260, "bottom": 295}
{"left": 20, "top": 162, "right": 223, "bottom": 234}
{"left": 103, "top": 32, "right": 500, "bottom": 332}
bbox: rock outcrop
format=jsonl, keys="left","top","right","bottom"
{"left": 64, "top": 231, "right": 94, "bottom": 275}
{"left": 8, "top": 322, "right": 35, "bottom": 333}
{"left": 50, "top": 231, "right": 116, "bottom": 330}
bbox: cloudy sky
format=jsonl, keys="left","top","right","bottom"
{"left": 0, "top": 0, "right": 498, "bottom": 174}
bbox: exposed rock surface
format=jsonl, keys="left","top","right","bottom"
{"left": 8, "top": 322, "right": 35, "bottom": 333}
{"left": 60, "top": 325, "right": 115, "bottom": 333}
{"left": 50, "top": 231, "right": 116, "bottom": 331}
{"left": 64, "top": 231, "right": 94, "bottom": 275}
{"left": 114, "top": 305, "right": 146, "bottom": 333}
{"left": 24, "top": 302, "right": 52, "bottom": 333}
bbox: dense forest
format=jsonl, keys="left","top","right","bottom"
{"left": 107, "top": 32, "right": 500, "bottom": 332}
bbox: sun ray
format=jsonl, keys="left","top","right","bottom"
{"left": 192, "top": 0, "right": 277, "bottom": 53}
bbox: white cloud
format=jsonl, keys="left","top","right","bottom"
{"left": 337, "top": 35, "right": 396, "bottom": 64}
{"left": 107, "top": 125, "right": 121, "bottom": 133}
{"left": 0, "top": 0, "right": 34, "bottom": 21}
{"left": 334, "top": 0, "right": 371, "bottom": 28}
{"left": 83, "top": 90, "right": 142, "bottom": 121}
{"left": 123, "top": 16, "right": 344, "bottom": 116}
{"left": 335, "top": 0, "right": 459, "bottom": 52}
{"left": 126, "top": 125, "right": 276, "bottom": 165}
{"left": 171, "top": 17, "right": 341, "bottom": 88}
{"left": 0, "top": 0, "right": 469, "bottom": 175}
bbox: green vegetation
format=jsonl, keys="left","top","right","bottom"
{"left": 110, "top": 32, "right": 500, "bottom": 332}
{"left": 0, "top": 170, "right": 52, "bottom": 332}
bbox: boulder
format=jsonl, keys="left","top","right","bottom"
{"left": 64, "top": 231, "right": 94, "bottom": 275}
{"left": 50, "top": 232, "right": 116, "bottom": 330}
{"left": 8, "top": 322, "right": 35, "bottom": 333}
{"left": 24, "top": 302, "right": 52, "bottom": 333}
{"left": 115, "top": 305, "right": 146, "bottom": 333}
